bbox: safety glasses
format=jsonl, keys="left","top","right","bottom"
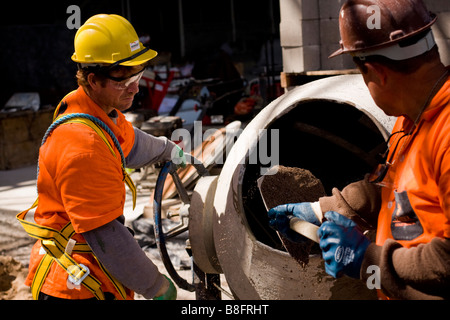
{"left": 369, "top": 130, "right": 412, "bottom": 187}
{"left": 105, "top": 69, "right": 145, "bottom": 90}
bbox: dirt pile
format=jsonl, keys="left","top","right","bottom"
{"left": 0, "top": 255, "right": 31, "bottom": 300}
{"left": 260, "top": 165, "right": 326, "bottom": 208}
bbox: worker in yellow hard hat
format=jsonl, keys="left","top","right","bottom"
{"left": 19, "top": 14, "right": 185, "bottom": 300}
{"left": 268, "top": 0, "right": 449, "bottom": 300}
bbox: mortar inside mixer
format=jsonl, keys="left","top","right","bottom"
{"left": 241, "top": 99, "right": 386, "bottom": 250}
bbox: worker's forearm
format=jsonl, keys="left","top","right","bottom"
{"left": 319, "top": 176, "right": 381, "bottom": 230}
{"left": 82, "top": 218, "right": 164, "bottom": 299}
{"left": 361, "top": 238, "right": 450, "bottom": 299}
{"left": 126, "top": 127, "right": 176, "bottom": 168}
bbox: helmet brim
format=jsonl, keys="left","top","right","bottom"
{"left": 329, "top": 14, "right": 437, "bottom": 60}
{"left": 72, "top": 47, "right": 158, "bottom": 67}
{"left": 119, "top": 48, "right": 158, "bottom": 66}
{"left": 328, "top": 48, "right": 344, "bottom": 59}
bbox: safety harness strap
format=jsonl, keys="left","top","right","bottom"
{"left": 41, "top": 238, "right": 104, "bottom": 299}
{"left": 66, "top": 117, "right": 116, "bottom": 156}
{"left": 16, "top": 199, "right": 106, "bottom": 299}
{"left": 30, "top": 252, "right": 53, "bottom": 299}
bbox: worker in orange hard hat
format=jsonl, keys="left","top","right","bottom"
{"left": 19, "top": 14, "right": 186, "bottom": 300}
{"left": 268, "top": 0, "right": 450, "bottom": 299}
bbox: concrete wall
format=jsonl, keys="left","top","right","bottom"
{"left": 0, "top": 109, "right": 53, "bottom": 170}
{"left": 280, "top": 0, "right": 450, "bottom": 73}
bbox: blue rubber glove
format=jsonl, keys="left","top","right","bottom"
{"left": 153, "top": 275, "right": 177, "bottom": 300}
{"left": 318, "top": 211, "right": 370, "bottom": 279}
{"left": 268, "top": 203, "right": 321, "bottom": 242}
{"left": 171, "top": 145, "right": 186, "bottom": 169}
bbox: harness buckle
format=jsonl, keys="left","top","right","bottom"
{"left": 67, "top": 264, "right": 90, "bottom": 286}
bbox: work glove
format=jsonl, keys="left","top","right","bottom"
{"left": 171, "top": 144, "right": 186, "bottom": 169}
{"left": 268, "top": 202, "right": 322, "bottom": 242}
{"left": 153, "top": 275, "right": 177, "bottom": 300}
{"left": 318, "top": 211, "right": 370, "bottom": 279}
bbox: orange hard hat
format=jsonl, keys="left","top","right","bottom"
{"left": 329, "top": 0, "right": 437, "bottom": 60}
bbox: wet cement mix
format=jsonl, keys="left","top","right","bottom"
{"left": 259, "top": 165, "right": 326, "bottom": 266}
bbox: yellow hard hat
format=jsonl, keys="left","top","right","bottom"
{"left": 71, "top": 14, "right": 157, "bottom": 67}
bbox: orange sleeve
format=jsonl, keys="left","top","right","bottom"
{"left": 437, "top": 145, "right": 450, "bottom": 239}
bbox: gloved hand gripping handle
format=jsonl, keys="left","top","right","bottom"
{"left": 289, "top": 216, "right": 320, "bottom": 243}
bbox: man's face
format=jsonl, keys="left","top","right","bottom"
{"left": 91, "top": 65, "right": 145, "bottom": 113}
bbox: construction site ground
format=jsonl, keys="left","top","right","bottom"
{"left": 0, "top": 164, "right": 230, "bottom": 300}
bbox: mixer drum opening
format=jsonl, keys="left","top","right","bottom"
{"left": 241, "top": 99, "right": 387, "bottom": 250}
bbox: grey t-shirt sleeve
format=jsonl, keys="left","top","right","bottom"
{"left": 125, "top": 127, "right": 176, "bottom": 169}
{"left": 82, "top": 218, "right": 164, "bottom": 299}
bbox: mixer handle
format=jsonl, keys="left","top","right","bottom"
{"left": 152, "top": 156, "right": 209, "bottom": 292}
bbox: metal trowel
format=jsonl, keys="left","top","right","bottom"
{"left": 257, "top": 165, "right": 323, "bottom": 266}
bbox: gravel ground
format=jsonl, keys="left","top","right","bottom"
{"left": 0, "top": 208, "right": 231, "bottom": 300}
{"left": 0, "top": 166, "right": 230, "bottom": 300}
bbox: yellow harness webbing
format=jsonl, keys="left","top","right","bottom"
{"left": 16, "top": 115, "right": 137, "bottom": 300}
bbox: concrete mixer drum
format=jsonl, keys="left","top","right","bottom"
{"left": 211, "top": 74, "right": 396, "bottom": 299}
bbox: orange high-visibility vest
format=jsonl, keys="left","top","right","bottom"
{"left": 24, "top": 87, "right": 136, "bottom": 299}
{"left": 376, "top": 73, "right": 450, "bottom": 248}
